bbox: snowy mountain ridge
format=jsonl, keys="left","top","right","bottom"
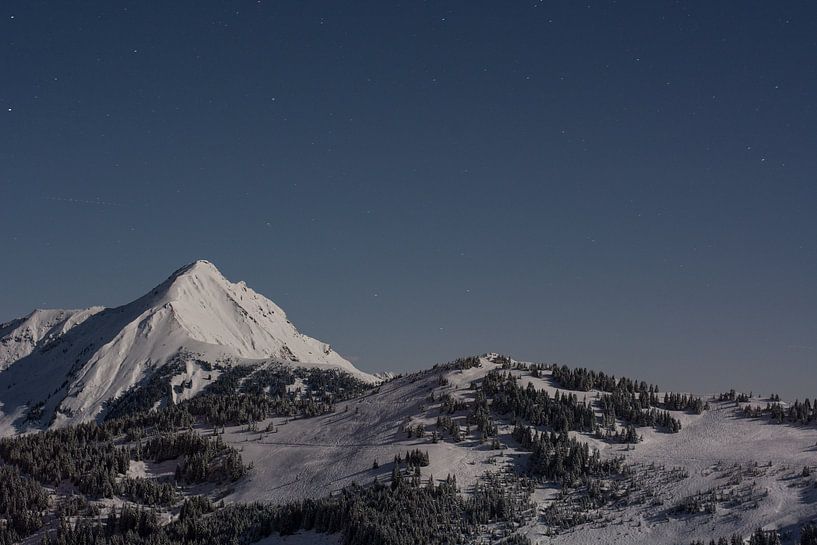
{"left": 0, "top": 307, "right": 104, "bottom": 371}
{"left": 0, "top": 260, "right": 373, "bottom": 433}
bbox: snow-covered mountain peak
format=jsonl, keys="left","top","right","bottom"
{"left": 0, "top": 260, "right": 375, "bottom": 431}
{"left": 151, "top": 259, "right": 232, "bottom": 299}
{"left": 146, "top": 260, "right": 287, "bottom": 319}
{"left": 168, "top": 259, "right": 223, "bottom": 281}
{"left": 125, "top": 259, "right": 376, "bottom": 379}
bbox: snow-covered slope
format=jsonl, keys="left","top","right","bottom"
{"left": 0, "top": 260, "right": 373, "bottom": 433}
{"left": 0, "top": 307, "right": 103, "bottom": 370}
{"left": 215, "top": 356, "right": 817, "bottom": 545}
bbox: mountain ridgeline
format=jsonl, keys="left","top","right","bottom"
{"left": 0, "top": 262, "right": 815, "bottom": 545}
{"left": 0, "top": 260, "right": 375, "bottom": 434}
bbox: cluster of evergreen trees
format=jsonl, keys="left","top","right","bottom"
{"left": 688, "top": 524, "right": 817, "bottom": 545}
{"left": 0, "top": 465, "right": 49, "bottom": 544}
{"left": 782, "top": 399, "right": 813, "bottom": 424}
{"left": 42, "top": 505, "right": 162, "bottom": 545}
{"left": 234, "top": 365, "right": 292, "bottom": 397}
{"left": 599, "top": 390, "right": 682, "bottom": 435}
{"left": 138, "top": 431, "right": 245, "bottom": 484}
{"left": 0, "top": 401, "right": 245, "bottom": 543}
{"left": 0, "top": 418, "right": 245, "bottom": 500}
{"left": 181, "top": 390, "right": 329, "bottom": 427}
{"left": 105, "top": 361, "right": 373, "bottom": 428}
{"left": 548, "top": 365, "right": 698, "bottom": 435}
{"left": 552, "top": 365, "right": 705, "bottom": 414}
{"left": 36, "top": 475, "right": 534, "bottom": 545}
{"left": 486, "top": 353, "right": 514, "bottom": 367}
{"left": 103, "top": 358, "right": 188, "bottom": 421}
{"left": 466, "top": 391, "right": 499, "bottom": 439}
{"left": 238, "top": 365, "right": 370, "bottom": 403}
{"left": 57, "top": 495, "right": 91, "bottom": 518}
{"left": 741, "top": 398, "right": 817, "bottom": 426}
{"left": 439, "top": 393, "right": 469, "bottom": 414}
{"left": 432, "top": 355, "right": 483, "bottom": 372}
{"left": 468, "top": 367, "right": 681, "bottom": 446}
{"left": 511, "top": 425, "right": 623, "bottom": 484}
{"left": 482, "top": 371, "right": 597, "bottom": 434}
{"left": 663, "top": 392, "right": 708, "bottom": 414}
{"left": 117, "top": 478, "right": 176, "bottom": 507}
{"left": 719, "top": 389, "right": 751, "bottom": 403}
{"left": 397, "top": 449, "right": 430, "bottom": 468}
{"left": 464, "top": 365, "right": 638, "bottom": 530}
{"left": 689, "top": 529, "right": 781, "bottom": 545}
{"left": 596, "top": 424, "right": 640, "bottom": 444}
{"left": 551, "top": 365, "right": 657, "bottom": 394}
{"left": 802, "top": 524, "right": 817, "bottom": 545}
{"left": 673, "top": 490, "right": 718, "bottom": 515}
{"left": 386, "top": 449, "right": 432, "bottom": 488}
{"left": 405, "top": 422, "right": 425, "bottom": 439}
{"left": 435, "top": 415, "right": 464, "bottom": 442}
{"left": 689, "top": 534, "right": 760, "bottom": 545}
{"left": 299, "top": 368, "right": 372, "bottom": 402}
{"left": 540, "top": 498, "right": 595, "bottom": 531}
{"left": 186, "top": 365, "right": 371, "bottom": 426}
{"left": 464, "top": 471, "right": 534, "bottom": 526}
{"left": 0, "top": 424, "right": 130, "bottom": 496}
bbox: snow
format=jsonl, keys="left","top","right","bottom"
{"left": 2, "top": 264, "right": 816, "bottom": 543}
{"left": 511, "top": 398, "right": 817, "bottom": 545}
{"left": 0, "top": 260, "right": 374, "bottom": 433}
{"left": 0, "top": 307, "right": 103, "bottom": 370}
{"left": 221, "top": 357, "right": 817, "bottom": 544}
{"left": 220, "top": 368, "right": 508, "bottom": 505}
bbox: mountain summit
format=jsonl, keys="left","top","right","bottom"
{"left": 0, "top": 260, "right": 373, "bottom": 432}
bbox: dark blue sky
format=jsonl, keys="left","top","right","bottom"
{"left": 2, "top": 1, "right": 815, "bottom": 397}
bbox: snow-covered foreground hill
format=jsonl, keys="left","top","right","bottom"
{"left": 195, "top": 356, "right": 816, "bottom": 544}
{"left": 0, "top": 260, "right": 374, "bottom": 433}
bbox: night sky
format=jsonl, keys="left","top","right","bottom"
{"left": 2, "top": 2, "right": 815, "bottom": 398}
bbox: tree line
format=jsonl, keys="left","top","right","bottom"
{"left": 511, "top": 425, "right": 624, "bottom": 484}
{"left": 741, "top": 398, "right": 817, "bottom": 426}
{"left": 37, "top": 472, "right": 534, "bottom": 545}
{"left": 482, "top": 370, "right": 597, "bottom": 434}
{"left": 688, "top": 524, "right": 817, "bottom": 545}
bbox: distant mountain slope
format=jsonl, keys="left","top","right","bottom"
{"left": 0, "top": 307, "right": 103, "bottom": 370}
{"left": 0, "top": 260, "right": 373, "bottom": 433}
